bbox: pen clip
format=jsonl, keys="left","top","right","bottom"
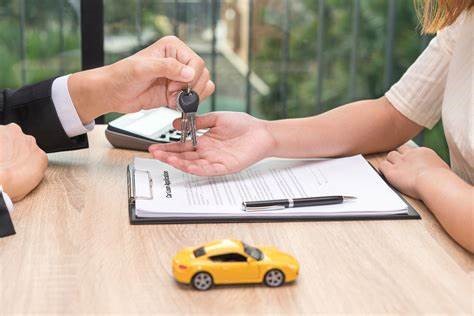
{"left": 243, "top": 205, "right": 286, "bottom": 212}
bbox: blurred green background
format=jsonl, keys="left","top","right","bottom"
{"left": 0, "top": 0, "right": 449, "bottom": 162}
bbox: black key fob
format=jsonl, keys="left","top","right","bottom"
{"left": 177, "top": 90, "right": 200, "bottom": 113}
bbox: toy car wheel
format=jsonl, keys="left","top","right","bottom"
{"left": 264, "top": 269, "right": 285, "bottom": 287}
{"left": 192, "top": 272, "right": 213, "bottom": 291}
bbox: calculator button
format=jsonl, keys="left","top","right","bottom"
{"left": 169, "top": 136, "right": 181, "bottom": 141}
{"left": 159, "top": 134, "right": 166, "bottom": 139}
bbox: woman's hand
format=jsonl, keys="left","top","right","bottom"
{"left": 148, "top": 112, "right": 276, "bottom": 176}
{"left": 68, "top": 36, "right": 215, "bottom": 123}
{"left": 0, "top": 124, "right": 48, "bottom": 201}
{"left": 381, "top": 145, "right": 473, "bottom": 252}
{"left": 379, "top": 145, "right": 450, "bottom": 199}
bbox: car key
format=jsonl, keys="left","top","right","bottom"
{"left": 177, "top": 87, "right": 200, "bottom": 147}
{"left": 179, "top": 111, "right": 188, "bottom": 143}
{"left": 177, "top": 86, "right": 193, "bottom": 143}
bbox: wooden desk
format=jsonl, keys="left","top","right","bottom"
{"left": 1, "top": 126, "right": 472, "bottom": 314}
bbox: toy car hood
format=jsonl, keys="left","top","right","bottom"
{"left": 260, "top": 247, "right": 298, "bottom": 267}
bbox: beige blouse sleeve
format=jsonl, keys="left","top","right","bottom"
{"left": 385, "top": 16, "right": 463, "bottom": 129}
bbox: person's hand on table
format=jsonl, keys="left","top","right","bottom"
{"left": 68, "top": 35, "right": 215, "bottom": 124}
{"left": 0, "top": 124, "right": 48, "bottom": 202}
{"left": 379, "top": 145, "right": 450, "bottom": 199}
{"left": 148, "top": 112, "right": 275, "bottom": 176}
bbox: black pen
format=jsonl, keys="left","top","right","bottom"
{"left": 242, "top": 196, "right": 357, "bottom": 212}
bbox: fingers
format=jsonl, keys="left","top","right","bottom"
{"left": 6, "top": 123, "right": 23, "bottom": 135}
{"left": 5, "top": 123, "right": 42, "bottom": 154}
{"left": 179, "top": 48, "right": 206, "bottom": 89}
{"left": 160, "top": 36, "right": 206, "bottom": 88}
{"left": 397, "top": 144, "right": 413, "bottom": 154}
{"left": 167, "top": 81, "right": 190, "bottom": 93}
{"left": 146, "top": 36, "right": 215, "bottom": 104}
{"left": 169, "top": 113, "right": 218, "bottom": 132}
{"left": 386, "top": 150, "right": 402, "bottom": 164}
{"left": 164, "top": 43, "right": 177, "bottom": 59}
{"left": 148, "top": 142, "right": 229, "bottom": 176}
{"left": 195, "top": 113, "right": 219, "bottom": 129}
{"left": 149, "top": 141, "right": 195, "bottom": 153}
{"left": 193, "top": 68, "right": 210, "bottom": 96}
{"left": 25, "top": 135, "right": 38, "bottom": 148}
{"left": 164, "top": 156, "right": 228, "bottom": 176}
{"left": 159, "top": 36, "right": 210, "bottom": 93}
{"left": 167, "top": 79, "right": 215, "bottom": 102}
{"left": 150, "top": 150, "right": 194, "bottom": 174}
{"left": 139, "top": 57, "right": 195, "bottom": 82}
{"left": 151, "top": 150, "right": 201, "bottom": 162}
{"left": 172, "top": 118, "right": 181, "bottom": 130}
{"left": 378, "top": 160, "right": 393, "bottom": 177}
{"left": 201, "top": 80, "right": 215, "bottom": 101}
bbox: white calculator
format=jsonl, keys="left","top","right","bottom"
{"left": 105, "top": 108, "right": 206, "bottom": 151}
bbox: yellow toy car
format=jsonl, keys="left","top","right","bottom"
{"left": 172, "top": 239, "right": 299, "bottom": 290}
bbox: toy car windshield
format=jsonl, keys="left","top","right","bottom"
{"left": 242, "top": 242, "right": 263, "bottom": 261}
{"left": 193, "top": 246, "right": 206, "bottom": 257}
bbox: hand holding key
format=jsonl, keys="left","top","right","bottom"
{"left": 69, "top": 36, "right": 214, "bottom": 123}
{"left": 149, "top": 112, "right": 276, "bottom": 176}
{"left": 177, "top": 88, "right": 200, "bottom": 147}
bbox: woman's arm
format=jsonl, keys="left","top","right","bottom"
{"left": 149, "top": 96, "right": 424, "bottom": 175}
{"left": 417, "top": 168, "right": 473, "bottom": 253}
{"left": 267, "top": 96, "right": 423, "bottom": 158}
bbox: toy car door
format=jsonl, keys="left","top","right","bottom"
{"left": 208, "top": 253, "right": 259, "bottom": 284}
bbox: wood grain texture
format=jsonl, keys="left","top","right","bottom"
{"left": 1, "top": 125, "right": 472, "bottom": 314}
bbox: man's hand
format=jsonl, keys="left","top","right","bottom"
{"left": 379, "top": 145, "right": 450, "bottom": 199}
{"left": 0, "top": 124, "right": 48, "bottom": 201}
{"left": 68, "top": 36, "right": 215, "bottom": 123}
{"left": 148, "top": 112, "right": 276, "bottom": 176}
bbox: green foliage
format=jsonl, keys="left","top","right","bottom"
{"left": 255, "top": 0, "right": 424, "bottom": 119}
{"left": 0, "top": 0, "right": 81, "bottom": 87}
{"left": 253, "top": 0, "right": 448, "bottom": 161}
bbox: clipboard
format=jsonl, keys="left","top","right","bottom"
{"left": 126, "top": 163, "right": 420, "bottom": 225}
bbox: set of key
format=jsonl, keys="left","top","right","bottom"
{"left": 176, "top": 87, "right": 200, "bottom": 147}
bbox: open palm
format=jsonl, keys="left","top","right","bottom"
{"left": 148, "top": 112, "right": 275, "bottom": 176}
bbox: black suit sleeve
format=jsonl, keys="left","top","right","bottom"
{"left": 0, "top": 78, "right": 89, "bottom": 153}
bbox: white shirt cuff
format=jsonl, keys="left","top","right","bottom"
{"left": 1, "top": 189, "right": 14, "bottom": 213}
{"left": 51, "top": 75, "right": 95, "bottom": 138}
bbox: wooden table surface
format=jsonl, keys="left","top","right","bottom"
{"left": 1, "top": 125, "right": 472, "bottom": 314}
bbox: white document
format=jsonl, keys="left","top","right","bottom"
{"left": 131, "top": 155, "right": 409, "bottom": 218}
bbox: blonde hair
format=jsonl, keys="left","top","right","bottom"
{"left": 416, "top": 0, "right": 474, "bottom": 33}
